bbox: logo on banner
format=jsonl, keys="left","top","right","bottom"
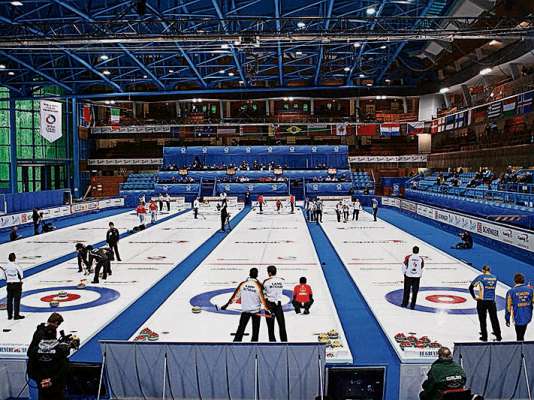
{"left": 180, "top": 147, "right": 186, "bottom": 153}
{"left": 336, "top": 184, "right": 342, "bottom": 191}
{"left": 334, "top": 146, "right": 339, "bottom": 152}
{"left": 272, "top": 184, "right": 278, "bottom": 190}
{"left": 246, "top": 147, "right": 251, "bottom": 153}
{"left": 311, "top": 146, "right": 317, "bottom": 152}
{"left": 313, "top": 184, "right": 319, "bottom": 191}
{"left": 202, "top": 147, "right": 208, "bottom": 153}
{"left": 224, "top": 147, "right": 229, "bottom": 153}
{"left": 267, "top": 146, "right": 273, "bottom": 153}
{"left": 40, "top": 100, "right": 63, "bottom": 143}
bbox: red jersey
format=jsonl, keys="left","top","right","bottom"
{"left": 293, "top": 284, "right": 312, "bottom": 303}
{"left": 290, "top": 195, "right": 295, "bottom": 204}
{"left": 149, "top": 202, "right": 158, "bottom": 211}
{"left": 258, "top": 195, "right": 264, "bottom": 204}
{"left": 136, "top": 205, "right": 146, "bottom": 214}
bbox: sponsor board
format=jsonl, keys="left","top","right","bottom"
{"left": 88, "top": 158, "right": 163, "bottom": 166}
{"left": 201, "top": 196, "right": 239, "bottom": 208}
{"left": 0, "top": 198, "right": 124, "bottom": 230}
{"left": 400, "top": 200, "right": 417, "bottom": 213}
{"left": 349, "top": 154, "right": 428, "bottom": 163}
{"left": 382, "top": 197, "right": 534, "bottom": 253}
{"left": 0, "top": 343, "right": 29, "bottom": 358}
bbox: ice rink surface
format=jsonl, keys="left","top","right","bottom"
{"left": 320, "top": 209, "right": 531, "bottom": 363}
{"left": 130, "top": 207, "right": 353, "bottom": 364}
{"left": 0, "top": 208, "right": 222, "bottom": 356}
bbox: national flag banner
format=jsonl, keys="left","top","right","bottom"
{"left": 502, "top": 97, "right": 516, "bottom": 117}
{"left": 335, "top": 123, "right": 347, "bottom": 136}
{"left": 356, "top": 124, "right": 378, "bottom": 136}
{"left": 407, "top": 121, "right": 424, "bottom": 135}
{"left": 193, "top": 126, "right": 216, "bottom": 136}
{"left": 39, "top": 100, "right": 63, "bottom": 143}
{"left": 308, "top": 124, "right": 330, "bottom": 136}
{"left": 487, "top": 101, "right": 502, "bottom": 119}
{"left": 110, "top": 107, "right": 120, "bottom": 124}
{"left": 82, "top": 104, "right": 93, "bottom": 127}
{"left": 217, "top": 127, "right": 237, "bottom": 135}
{"left": 445, "top": 115, "right": 455, "bottom": 131}
{"left": 454, "top": 112, "right": 467, "bottom": 129}
{"left": 517, "top": 92, "right": 533, "bottom": 115}
{"left": 380, "top": 123, "right": 400, "bottom": 137}
{"left": 430, "top": 119, "right": 438, "bottom": 134}
{"left": 284, "top": 125, "right": 305, "bottom": 134}
{"left": 437, "top": 117, "right": 445, "bottom": 132}
{"left": 472, "top": 109, "right": 486, "bottom": 124}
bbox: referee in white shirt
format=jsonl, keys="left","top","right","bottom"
{"left": 263, "top": 265, "right": 288, "bottom": 342}
{"left": 401, "top": 246, "right": 424, "bottom": 309}
{"left": 1, "top": 253, "right": 25, "bottom": 320}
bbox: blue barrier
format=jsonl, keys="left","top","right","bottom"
{"left": 2, "top": 190, "right": 66, "bottom": 213}
{"left": 215, "top": 182, "right": 288, "bottom": 194}
{"left": 163, "top": 145, "right": 348, "bottom": 169}
{"left": 154, "top": 183, "right": 201, "bottom": 195}
{"left": 157, "top": 169, "right": 352, "bottom": 181}
{"left": 306, "top": 182, "right": 353, "bottom": 194}
{"left": 405, "top": 189, "right": 534, "bottom": 229}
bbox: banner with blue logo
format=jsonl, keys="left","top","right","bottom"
{"left": 215, "top": 183, "right": 288, "bottom": 194}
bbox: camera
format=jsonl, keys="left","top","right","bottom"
{"left": 58, "top": 330, "right": 80, "bottom": 351}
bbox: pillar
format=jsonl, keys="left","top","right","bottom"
{"left": 8, "top": 94, "right": 17, "bottom": 193}
{"left": 71, "top": 97, "right": 81, "bottom": 198}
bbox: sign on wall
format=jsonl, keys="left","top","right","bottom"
{"left": 39, "top": 100, "right": 63, "bottom": 143}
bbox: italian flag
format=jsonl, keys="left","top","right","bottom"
{"left": 503, "top": 97, "right": 516, "bottom": 117}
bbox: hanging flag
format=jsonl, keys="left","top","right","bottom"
{"left": 82, "top": 104, "right": 92, "bottom": 127}
{"left": 356, "top": 124, "right": 378, "bottom": 136}
{"left": 110, "top": 107, "right": 120, "bottom": 124}
{"left": 380, "top": 123, "right": 400, "bottom": 137}
{"left": 502, "top": 97, "right": 517, "bottom": 117}
{"left": 517, "top": 92, "right": 533, "bottom": 115}
{"left": 454, "top": 112, "right": 467, "bottom": 129}
{"left": 487, "top": 101, "right": 502, "bottom": 119}
{"left": 335, "top": 123, "right": 347, "bottom": 136}
{"left": 308, "top": 124, "right": 330, "bottom": 136}
{"left": 437, "top": 117, "right": 445, "bottom": 132}
{"left": 39, "top": 100, "right": 63, "bottom": 143}
{"left": 284, "top": 125, "right": 304, "bottom": 134}
{"left": 445, "top": 115, "right": 455, "bottom": 131}
{"left": 407, "top": 121, "right": 425, "bottom": 135}
{"left": 430, "top": 119, "right": 438, "bottom": 134}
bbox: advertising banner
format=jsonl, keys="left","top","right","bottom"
{"left": 39, "top": 100, "right": 63, "bottom": 143}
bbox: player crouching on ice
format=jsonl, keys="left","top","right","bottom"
{"left": 220, "top": 268, "right": 270, "bottom": 342}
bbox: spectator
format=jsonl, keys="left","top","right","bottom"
{"left": 419, "top": 347, "right": 466, "bottom": 400}
{"left": 10, "top": 226, "right": 21, "bottom": 241}
{"left": 454, "top": 231, "right": 473, "bottom": 249}
{"left": 292, "top": 277, "right": 314, "bottom": 314}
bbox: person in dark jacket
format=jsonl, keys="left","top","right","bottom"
{"left": 220, "top": 201, "right": 229, "bottom": 232}
{"left": 10, "top": 226, "right": 21, "bottom": 241}
{"left": 420, "top": 347, "right": 466, "bottom": 400}
{"left": 455, "top": 231, "right": 473, "bottom": 249}
{"left": 75, "top": 243, "right": 92, "bottom": 274}
{"left": 90, "top": 247, "right": 113, "bottom": 284}
{"left": 106, "top": 222, "right": 121, "bottom": 261}
{"left": 27, "top": 313, "right": 68, "bottom": 400}
{"left": 32, "top": 208, "right": 42, "bottom": 235}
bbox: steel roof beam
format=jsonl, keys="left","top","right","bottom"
{"left": 210, "top": 0, "right": 247, "bottom": 85}
{"left": 375, "top": 1, "right": 436, "bottom": 83}
{"left": 50, "top": 0, "right": 164, "bottom": 89}
{"left": 314, "top": 0, "right": 335, "bottom": 85}
{"left": 0, "top": 50, "right": 72, "bottom": 92}
{"left": 145, "top": 3, "right": 208, "bottom": 88}
{"left": 274, "top": 0, "right": 284, "bottom": 86}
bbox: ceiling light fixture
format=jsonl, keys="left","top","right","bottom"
{"left": 366, "top": 7, "right": 376, "bottom": 15}
{"left": 99, "top": 55, "right": 109, "bottom": 61}
{"left": 103, "top": 70, "right": 111, "bottom": 75}
{"left": 439, "top": 87, "right": 449, "bottom": 94}
{"left": 11, "top": 1, "right": 23, "bottom": 6}
{"left": 480, "top": 67, "right": 492, "bottom": 75}
{"left": 297, "top": 22, "right": 306, "bottom": 28}
{"left": 228, "top": 72, "right": 234, "bottom": 76}
{"left": 353, "top": 42, "right": 361, "bottom": 48}
{"left": 344, "top": 67, "right": 350, "bottom": 72}
{"left": 8, "top": 71, "right": 15, "bottom": 76}
{"left": 0, "top": 64, "right": 5, "bottom": 69}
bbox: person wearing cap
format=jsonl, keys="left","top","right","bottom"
{"left": 469, "top": 265, "right": 502, "bottom": 341}
{"left": 263, "top": 265, "right": 288, "bottom": 342}
{"left": 1, "top": 253, "right": 24, "bottom": 320}
{"left": 505, "top": 273, "right": 534, "bottom": 341}
{"left": 419, "top": 347, "right": 466, "bottom": 400}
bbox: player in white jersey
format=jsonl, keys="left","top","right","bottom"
{"left": 263, "top": 265, "right": 288, "bottom": 342}
{"left": 401, "top": 246, "right": 425, "bottom": 309}
{"left": 222, "top": 268, "right": 268, "bottom": 342}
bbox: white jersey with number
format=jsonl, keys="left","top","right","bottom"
{"left": 403, "top": 254, "right": 424, "bottom": 278}
{"left": 229, "top": 278, "right": 266, "bottom": 313}
{"left": 263, "top": 276, "right": 284, "bottom": 303}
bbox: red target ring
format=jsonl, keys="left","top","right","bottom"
{"left": 40, "top": 293, "right": 81, "bottom": 303}
{"left": 425, "top": 294, "right": 466, "bottom": 304}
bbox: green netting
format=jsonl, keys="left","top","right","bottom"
{"left": 0, "top": 163, "right": 9, "bottom": 181}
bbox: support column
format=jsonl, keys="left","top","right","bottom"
{"left": 461, "top": 84, "right": 473, "bottom": 107}
{"left": 71, "top": 97, "right": 81, "bottom": 198}
{"left": 402, "top": 97, "right": 408, "bottom": 113}
{"left": 265, "top": 99, "right": 270, "bottom": 116}
{"left": 310, "top": 98, "right": 314, "bottom": 115}
{"left": 349, "top": 98, "right": 355, "bottom": 117}
{"left": 8, "top": 94, "right": 17, "bottom": 193}
{"left": 219, "top": 100, "right": 224, "bottom": 121}
{"left": 225, "top": 101, "right": 231, "bottom": 118}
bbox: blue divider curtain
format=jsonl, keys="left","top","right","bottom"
{"left": 454, "top": 342, "right": 534, "bottom": 399}
{"left": 163, "top": 145, "right": 348, "bottom": 169}
{"left": 99, "top": 341, "right": 326, "bottom": 400}
{"left": 3, "top": 189, "right": 66, "bottom": 213}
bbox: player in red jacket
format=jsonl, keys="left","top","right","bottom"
{"left": 136, "top": 203, "right": 147, "bottom": 225}
{"left": 292, "top": 277, "right": 314, "bottom": 314}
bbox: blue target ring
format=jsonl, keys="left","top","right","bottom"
{"left": 385, "top": 286, "right": 506, "bottom": 315}
{"left": 190, "top": 288, "right": 294, "bottom": 315}
{"left": 0, "top": 285, "right": 120, "bottom": 313}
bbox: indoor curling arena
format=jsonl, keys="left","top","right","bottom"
{"left": 0, "top": 1, "right": 533, "bottom": 400}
